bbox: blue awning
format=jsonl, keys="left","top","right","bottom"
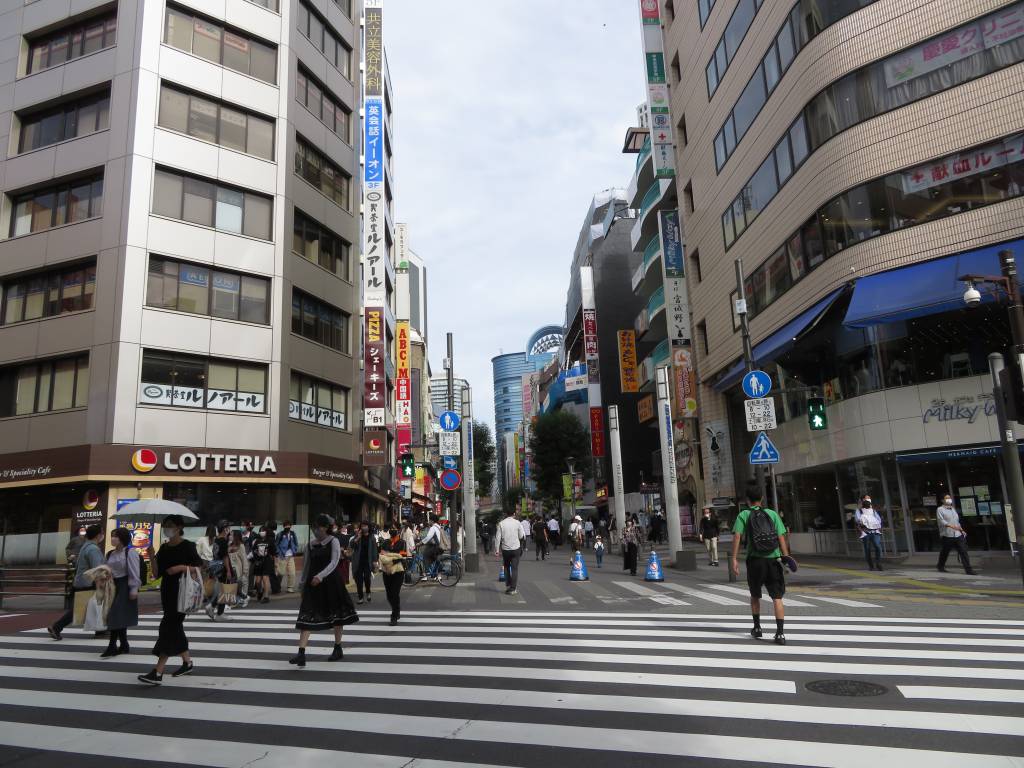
{"left": 713, "top": 288, "right": 845, "bottom": 392}
{"left": 842, "top": 240, "right": 1022, "bottom": 328}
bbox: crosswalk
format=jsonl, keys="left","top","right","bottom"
{"left": 0, "top": 607, "right": 1021, "bottom": 766}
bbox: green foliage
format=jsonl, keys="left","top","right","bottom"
{"left": 472, "top": 421, "right": 496, "bottom": 498}
{"left": 528, "top": 410, "right": 592, "bottom": 502}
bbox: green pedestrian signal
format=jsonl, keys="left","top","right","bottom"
{"left": 399, "top": 452, "right": 415, "bottom": 479}
{"left": 807, "top": 397, "right": 828, "bottom": 430}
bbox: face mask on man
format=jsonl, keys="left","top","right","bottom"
{"left": 944, "top": 498, "right": 953, "bottom": 507}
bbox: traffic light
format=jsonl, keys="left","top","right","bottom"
{"left": 399, "top": 452, "right": 415, "bottom": 479}
{"left": 998, "top": 360, "right": 1024, "bottom": 424}
{"left": 807, "top": 397, "right": 828, "bottom": 430}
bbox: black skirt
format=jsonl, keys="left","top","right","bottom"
{"left": 106, "top": 575, "right": 139, "bottom": 630}
{"left": 295, "top": 569, "right": 359, "bottom": 631}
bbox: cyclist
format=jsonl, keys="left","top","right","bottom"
{"left": 419, "top": 515, "right": 444, "bottom": 580}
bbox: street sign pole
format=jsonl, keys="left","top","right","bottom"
{"left": 608, "top": 406, "right": 627, "bottom": 539}
{"left": 461, "top": 385, "right": 478, "bottom": 573}
{"left": 989, "top": 353, "right": 1024, "bottom": 588}
{"left": 656, "top": 366, "right": 684, "bottom": 568}
{"left": 445, "top": 332, "right": 461, "bottom": 560}
{"left": 735, "top": 257, "right": 766, "bottom": 502}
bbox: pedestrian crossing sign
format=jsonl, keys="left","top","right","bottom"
{"left": 748, "top": 431, "right": 780, "bottom": 465}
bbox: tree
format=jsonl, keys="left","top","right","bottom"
{"left": 528, "top": 410, "right": 592, "bottom": 503}
{"left": 472, "top": 421, "right": 496, "bottom": 500}
{"left": 503, "top": 485, "right": 525, "bottom": 514}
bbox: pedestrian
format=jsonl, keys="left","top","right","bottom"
{"left": 351, "top": 522, "right": 377, "bottom": 603}
{"left": 419, "top": 515, "right": 443, "bottom": 579}
{"left": 251, "top": 526, "right": 274, "bottom": 603}
{"left": 137, "top": 514, "right": 202, "bottom": 685}
{"left": 290, "top": 514, "right": 359, "bottom": 667}
{"left": 401, "top": 520, "right": 417, "bottom": 554}
{"left": 699, "top": 506, "right": 720, "bottom": 566}
{"left": 568, "top": 515, "right": 584, "bottom": 554}
{"left": 497, "top": 509, "right": 524, "bottom": 595}
{"left": 584, "top": 517, "right": 595, "bottom": 548}
{"left": 276, "top": 521, "right": 299, "bottom": 593}
{"left": 228, "top": 530, "right": 250, "bottom": 608}
{"left": 520, "top": 516, "right": 532, "bottom": 550}
{"left": 594, "top": 535, "right": 605, "bottom": 568}
{"left": 532, "top": 515, "right": 549, "bottom": 561}
{"left": 49, "top": 524, "right": 104, "bottom": 640}
{"left": 480, "top": 519, "right": 492, "bottom": 555}
{"left": 336, "top": 523, "right": 354, "bottom": 587}
{"left": 100, "top": 527, "right": 140, "bottom": 657}
{"left": 623, "top": 518, "right": 639, "bottom": 576}
{"left": 65, "top": 527, "right": 88, "bottom": 566}
{"left": 855, "top": 495, "right": 885, "bottom": 571}
{"left": 547, "top": 515, "right": 561, "bottom": 549}
{"left": 609, "top": 516, "right": 618, "bottom": 547}
{"left": 196, "top": 525, "right": 215, "bottom": 565}
{"left": 730, "top": 484, "right": 794, "bottom": 646}
{"left": 936, "top": 494, "right": 978, "bottom": 575}
{"left": 378, "top": 524, "right": 409, "bottom": 625}
{"left": 205, "top": 521, "right": 234, "bottom": 621}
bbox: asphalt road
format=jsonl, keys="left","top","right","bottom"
{"left": 0, "top": 550, "right": 1021, "bottom": 767}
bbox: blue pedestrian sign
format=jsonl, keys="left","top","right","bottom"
{"left": 749, "top": 431, "right": 780, "bottom": 465}
{"left": 742, "top": 370, "right": 772, "bottom": 399}
{"left": 443, "top": 456, "right": 458, "bottom": 470}
{"left": 440, "top": 410, "right": 461, "bottom": 432}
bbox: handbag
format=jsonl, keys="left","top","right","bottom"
{"left": 379, "top": 552, "right": 405, "bottom": 575}
{"left": 217, "top": 582, "right": 239, "bottom": 605}
{"left": 177, "top": 567, "right": 204, "bottom": 614}
{"left": 83, "top": 595, "right": 106, "bottom": 631}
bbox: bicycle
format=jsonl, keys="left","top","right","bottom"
{"left": 405, "top": 546, "right": 462, "bottom": 587}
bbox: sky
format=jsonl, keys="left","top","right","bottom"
{"left": 385, "top": 1, "right": 645, "bottom": 433}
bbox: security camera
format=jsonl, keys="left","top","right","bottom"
{"left": 963, "top": 283, "right": 982, "bottom": 307}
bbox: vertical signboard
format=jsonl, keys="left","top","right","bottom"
{"left": 582, "top": 309, "right": 600, "bottom": 384}
{"left": 396, "top": 322, "right": 412, "bottom": 463}
{"left": 364, "top": 307, "right": 386, "bottom": 427}
{"left": 659, "top": 210, "right": 690, "bottom": 345}
{"left": 617, "top": 330, "right": 639, "bottom": 393}
{"left": 638, "top": 0, "right": 674, "bottom": 179}
{"left": 672, "top": 346, "right": 698, "bottom": 418}
{"left": 410, "top": 368, "right": 422, "bottom": 447}
{"left": 590, "top": 407, "right": 606, "bottom": 457}
{"left": 395, "top": 222, "right": 409, "bottom": 265}
{"left": 521, "top": 372, "right": 537, "bottom": 421}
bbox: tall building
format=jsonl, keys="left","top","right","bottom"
{"left": 431, "top": 376, "right": 469, "bottom": 417}
{"left": 661, "top": 0, "right": 1024, "bottom": 556}
{"left": 0, "top": 0, "right": 384, "bottom": 562}
{"left": 395, "top": 223, "right": 428, "bottom": 342}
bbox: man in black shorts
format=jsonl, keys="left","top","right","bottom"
{"left": 730, "top": 484, "right": 794, "bottom": 645}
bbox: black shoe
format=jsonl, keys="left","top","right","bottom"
{"left": 389, "top": 618, "right": 399, "bottom": 626}
{"left": 289, "top": 653, "right": 306, "bottom": 668}
{"left": 137, "top": 669, "right": 163, "bottom": 686}
{"left": 366, "top": 596, "right": 371, "bottom": 603}
{"left": 171, "top": 661, "right": 194, "bottom": 677}
{"left": 938, "top": 567, "right": 948, "bottom": 572}
{"left": 750, "top": 627, "right": 762, "bottom": 639}
{"left": 100, "top": 647, "right": 119, "bottom": 658}
{"left": 118, "top": 646, "right": 130, "bottom": 655}
{"left": 966, "top": 569, "right": 979, "bottom": 575}
{"left": 876, "top": 563, "right": 883, "bottom": 571}
{"left": 357, "top": 597, "right": 364, "bottom": 604}
{"left": 46, "top": 625, "right": 62, "bottom": 641}
{"left": 261, "top": 597, "right": 270, "bottom": 604}
{"left": 327, "top": 646, "right": 344, "bottom": 662}
{"left": 774, "top": 633, "right": 786, "bottom": 645}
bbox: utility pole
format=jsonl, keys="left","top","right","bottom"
{"left": 656, "top": 365, "right": 684, "bottom": 567}
{"left": 445, "top": 332, "right": 461, "bottom": 558}
{"left": 989, "top": 353, "right": 1024, "bottom": 588}
{"left": 461, "top": 385, "right": 478, "bottom": 572}
{"left": 735, "top": 257, "right": 766, "bottom": 502}
{"left": 999, "top": 249, "right": 1024, "bottom": 381}
{"left": 608, "top": 406, "right": 627, "bottom": 538}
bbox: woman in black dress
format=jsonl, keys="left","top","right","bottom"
{"left": 379, "top": 524, "right": 409, "bottom": 626}
{"left": 289, "top": 514, "right": 358, "bottom": 667}
{"left": 101, "top": 527, "right": 140, "bottom": 657}
{"left": 138, "top": 514, "right": 202, "bottom": 686}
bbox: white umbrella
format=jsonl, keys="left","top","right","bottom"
{"left": 115, "top": 498, "right": 198, "bottom": 522}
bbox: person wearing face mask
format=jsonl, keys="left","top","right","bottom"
{"left": 290, "top": 514, "right": 358, "bottom": 667}
{"left": 137, "top": 515, "right": 202, "bottom": 686}
{"left": 350, "top": 523, "right": 378, "bottom": 604}
{"left": 698, "top": 506, "right": 720, "bottom": 566}
{"left": 251, "top": 526, "right": 274, "bottom": 603}
{"left": 936, "top": 495, "right": 978, "bottom": 575}
{"left": 276, "top": 521, "right": 299, "bottom": 593}
{"left": 378, "top": 525, "right": 409, "bottom": 625}
{"left": 854, "top": 496, "right": 885, "bottom": 571}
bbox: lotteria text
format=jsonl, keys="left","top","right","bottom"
{"left": 163, "top": 453, "right": 277, "bottom": 473}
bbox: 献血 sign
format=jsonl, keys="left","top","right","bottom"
{"left": 744, "top": 397, "right": 777, "bottom": 432}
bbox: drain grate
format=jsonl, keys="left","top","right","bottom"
{"left": 805, "top": 679, "right": 888, "bottom": 697}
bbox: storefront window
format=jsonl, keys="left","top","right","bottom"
{"left": 948, "top": 456, "right": 1009, "bottom": 551}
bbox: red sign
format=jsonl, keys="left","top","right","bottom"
{"left": 590, "top": 407, "right": 605, "bottom": 457}
{"left": 583, "top": 310, "right": 599, "bottom": 356}
{"left": 363, "top": 307, "right": 386, "bottom": 426}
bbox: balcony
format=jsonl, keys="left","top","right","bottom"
{"left": 631, "top": 179, "right": 673, "bottom": 250}
{"left": 635, "top": 137, "right": 651, "bottom": 170}
{"left": 647, "top": 285, "right": 665, "bottom": 319}
{"left": 640, "top": 339, "right": 671, "bottom": 389}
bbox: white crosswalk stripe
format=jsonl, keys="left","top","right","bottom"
{"left": 613, "top": 580, "right": 690, "bottom": 605}
{"left": 0, "top": 609, "right": 1021, "bottom": 767}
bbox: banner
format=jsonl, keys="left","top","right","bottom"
{"left": 363, "top": 307, "right": 386, "bottom": 428}
{"left": 363, "top": 430, "right": 387, "bottom": 466}
{"left": 583, "top": 308, "right": 600, "bottom": 384}
{"left": 901, "top": 133, "right": 1024, "bottom": 194}
{"left": 638, "top": 0, "right": 674, "bottom": 178}
{"left": 617, "top": 330, "right": 639, "bottom": 393}
{"left": 660, "top": 210, "right": 691, "bottom": 345}
{"left": 562, "top": 473, "right": 572, "bottom": 501}
{"left": 396, "top": 322, "right": 411, "bottom": 426}
{"left": 660, "top": 209, "right": 684, "bottom": 278}
{"left": 590, "top": 407, "right": 606, "bottom": 458}
{"left": 638, "top": 394, "right": 655, "bottom": 423}
{"left": 672, "top": 346, "right": 698, "bottom": 418}
{"left": 410, "top": 369, "right": 422, "bottom": 446}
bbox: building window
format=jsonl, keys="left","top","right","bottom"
{"left": 292, "top": 210, "right": 350, "bottom": 279}
{"left": 664, "top": 0, "right": 674, "bottom": 24}
{"left": 683, "top": 181, "right": 694, "bottom": 213}
{"left": 291, "top": 289, "right": 349, "bottom": 352}
{"left": 2, "top": 262, "right": 96, "bottom": 325}
{"left": 0, "top": 354, "right": 89, "bottom": 417}
{"left": 697, "top": 321, "right": 709, "bottom": 357}
{"left": 698, "top": 0, "right": 716, "bottom": 28}
{"left": 296, "top": 1, "right": 351, "bottom": 78}
{"left": 678, "top": 114, "right": 688, "bottom": 147}
{"left": 152, "top": 167, "right": 272, "bottom": 240}
{"left": 18, "top": 89, "right": 110, "bottom": 153}
{"left": 246, "top": 0, "right": 279, "bottom": 10}
{"left": 9, "top": 174, "right": 104, "bottom": 237}
{"left": 289, "top": 371, "right": 348, "bottom": 429}
{"left": 690, "top": 250, "right": 702, "bottom": 283}
{"left": 723, "top": 1, "right": 1024, "bottom": 245}
{"left": 705, "top": 0, "right": 763, "bottom": 98}
{"left": 158, "top": 83, "right": 274, "bottom": 160}
{"left": 295, "top": 67, "right": 351, "bottom": 143}
{"left": 146, "top": 256, "right": 269, "bottom": 324}
{"left": 163, "top": 5, "right": 277, "bottom": 84}
{"left": 139, "top": 350, "right": 266, "bottom": 412}
{"left": 26, "top": 11, "right": 117, "bottom": 75}
{"left": 332, "top": 0, "right": 351, "bottom": 17}
{"left": 294, "top": 135, "right": 351, "bottom": 210}
{"left": 670, "top": 53, "right": 681, "bottom": 87}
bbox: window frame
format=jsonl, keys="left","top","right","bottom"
{"left": 9, "top": 174, "right": 104, "bottom": 237}
{"left": 288, "top": 370, "right": 349, "bottom": 430}
{"left": 25, "top": 11, "right": 118, "bottom": 76}
{"left": 292, "top": 210, "right": 351, "bottom": 280}
{"left": 162, "top": 4, "right": 278, "bottom": 84}
{"left": 2, "top": 261, "right": 96, "bottom": 326}
{"left": 291, "top": 288, "right": 350, "bottom": 353}
{"left": 150, "top": 167, "right": 274, "bottom": 240}
{"left": 297, "top": 0, "right": 352, "bottom": 79}
{"left": 139, "top": 349, "right": 268, "bottom": 413}
{"left": 295, "top": 65, "right": 352, "bottom": 144}
{"left": 17, "top": 89, "right": 111, "bottom": 154}
{"left": 0, "top": 354, "right": 89, "bottom": 418}
{"left": 146, "top": 254, "right": 270, "bottom": 324}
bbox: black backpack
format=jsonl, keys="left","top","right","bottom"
{"left": 745, "top": 506, "right": 779, "bottom": 553}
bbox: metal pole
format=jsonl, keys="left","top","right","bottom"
{"left": 445, "top": 332, "right": 461, "bottom": 558}
{"left": 656, "top": 366, "right": 684, "bottom": 566}
{"left": 988, "top": 353, "right": 1024, "bottom": 587}
{"left": 608, "top": 406, "right": 628, "bottom": 538}
{"left": 999, "top": 250, "right": 1024, "bottom": 381}
{"left": 462, "top": 386, "right": 479, "bottom": 572}
{"left": 735, "top": 258, "right": 766, "bottom": 501}
{"left": 769, "top": 464, "right": 779, "bottom": 516}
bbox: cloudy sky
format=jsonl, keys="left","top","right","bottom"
{"left": 385, "top": 1, "right": 645, "bottom": 432}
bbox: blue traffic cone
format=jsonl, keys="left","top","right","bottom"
{"left": 569, "top": 550, "right": 589, "bottom": 581}
{"left": 645, "top": 549, "right": 665, "bottom": 581}
{"left": 498, "top": 565, "right": 506, "bottom": 582}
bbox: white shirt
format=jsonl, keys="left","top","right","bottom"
{"left": 520, "top": 519, "right": 531, "bottom": 539}
{"left": 547, "top": 518, "right": 560, "bottom": 532}
{"left": 936, "top": 505, "right": 962, "bottom": 537}
{"left": 584, "top": 521, "right": 594, "bottom": 533}
{"left": 854, "top": 507, "right": 882, "bottom": 537}
{"left": 421, "top": 523, "right": 442, "bottom": 546}
{"left": 497, "top": 517, "right": 525, "bottom": 551}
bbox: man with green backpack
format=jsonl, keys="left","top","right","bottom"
{"left": 730, "top": 484, "right": 796, "bottom": 645}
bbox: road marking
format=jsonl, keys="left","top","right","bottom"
{"left": 658, "top": 583, "right": 749, "bottom": 605}
{"left": 708, "top": 584, "right": 816, "bottom": 607}
{"left": 613, "top": 581, "right": 690, "bottom": 605}
{"left": 792, "top": 595, "right": 880, "bottom": 608}
{"left": 0, "top": 614, "right": 26, "bottom": 619}
{"left": 899, "top": 686, "right": 1024, "bottom": 703}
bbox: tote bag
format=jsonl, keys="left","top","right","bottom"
{"left": 177, "top": 567, "right": 204, "bottom": 614}
{"left": 83, "top": 595, "right": 106, "bottom": 632}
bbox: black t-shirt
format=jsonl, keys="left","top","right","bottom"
{"left": 533, "top": 520, "right": 547, "bottom": 539}
{"left": 699, "top": 516, "right": 720, "bottom": 539}
{"left": 155, "top": 539, "right": 202, "bottom": 610}
{"left": 212, "top": 536, "right": 229, "bottom": 561}
{"left": 252, "top": 536, "right": 273, "bottom": 562}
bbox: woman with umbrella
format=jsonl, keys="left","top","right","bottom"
{"left": 136, "top": 510, "right": 202, "bottom": 686}
{"left": 289, "top": 514, "right": 358, "bottom": 667}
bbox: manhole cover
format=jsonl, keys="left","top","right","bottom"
{"left": 805, "top": 679, "right": 888, "bottom": 697}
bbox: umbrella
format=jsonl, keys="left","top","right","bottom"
{"left": 115, "top": 498, "right": 198, "bottom": 522}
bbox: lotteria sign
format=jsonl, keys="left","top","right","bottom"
{"left": 130, "top": 448, "right": 277, "bottom": 475}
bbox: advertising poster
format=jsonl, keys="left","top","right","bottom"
{"left": 618, "top": 330, "right": 640, "bottom": 393}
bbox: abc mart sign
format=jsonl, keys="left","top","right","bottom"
{"left": 130, "top": 448, "right": 277, "bottom": 475}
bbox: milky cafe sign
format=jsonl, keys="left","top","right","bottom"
{"left": 922, "top": 395, "right": 996, "bottom": 425}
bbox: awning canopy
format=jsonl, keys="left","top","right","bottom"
{"left": 841, "top": 240, "right": 1020, "bottom": 328}
{"left": 713, "top": 288, "right": 845, "bottom": 392}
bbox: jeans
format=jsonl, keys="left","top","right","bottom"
{"left": 501, "top": 547, "right": 521, "bottom": 590}
{"left": 937, "top": 535, "right": 973, "bottom": 572}
{"left": 595, "top": 549, "right": 604, "bottom": 567}
{"left": 535, "top": 539, "right": 548, "bottom": 560}
{"left": 861, "top": 532, "right": 882, "bottom": 566}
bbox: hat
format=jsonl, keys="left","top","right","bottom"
{"left": 574, "top": 515, "right": 581, "bottom": 521}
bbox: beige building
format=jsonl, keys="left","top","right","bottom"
{"left": 0, "top": 0, "right": 385, "bottom": 562}
{"left": 661, "top": 0, "right": 1024, "bottom": 556}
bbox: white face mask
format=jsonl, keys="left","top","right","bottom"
{"left": 944, "top": 499, "right": 953, "bottom": 507}
{"left": 163, "top": 528, "right": 178, "bottom": 541}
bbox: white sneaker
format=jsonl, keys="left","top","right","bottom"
{"left": 205, "top": 604, "right": 215, "bottom": 621}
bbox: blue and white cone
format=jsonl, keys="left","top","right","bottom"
{"left": 570, "top": 550, "right": 589, "bottom": 581}
{"left": 645, "top": 549, "right": 665, "bottom": 581}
